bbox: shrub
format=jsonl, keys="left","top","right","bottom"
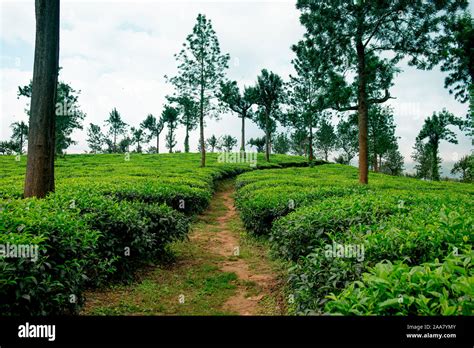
{"left": 324, "top": 250, "right": 473, "bottom": 315}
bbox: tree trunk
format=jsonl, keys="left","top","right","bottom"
{"left": 156, "top": 133, "right": 159, "bottom": 154}
{"left": 432, "top": 140, "right": 439, "bottom": 181}
{"left": 24, "top": 0, "right": 60, "bottom": 198}
{"left": 308, "top": 124, "right": 314, "bottom": 162}
{"left": 241, "top": 115, "right": 245, "bottom": 153}
{"left": 184, "top": 126, "right": 189, "bottom": 153}
{"left": 265, "top": 111, "right": 270, "bottom": 162}
{"left": 356, "top": 39, "right": 368, "bottom": 184}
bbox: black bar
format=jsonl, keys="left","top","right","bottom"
{"left": 0, "top": 316, "right": 472, "bottom": 346}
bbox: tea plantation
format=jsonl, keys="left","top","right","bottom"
{"left": 235, "top": 164, "right": 473, "bottom": 315}
{"left": 1, "top": 155, "right": 472, "bottom": 316}
{"left": 0, "top": 153, "right": 305, "bottom": 315}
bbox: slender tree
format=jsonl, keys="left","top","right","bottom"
{"left": 296, "top": 0, "right": 468, "bottom": 184}
{"left": 314, "top": 116, "right": 337, "bottom": 162}
{"left": 206, "top": 135, "right": 218, "bottom": 153}
{"left": 218, "top": 81, "right": 256, "bottom": 152}
{"left": 288, "top": 40, "right": 327, "bottom": 162}
{"left": 141, "top": 113, "right": 164, "bottom": 154}
{"left": 416, "top": 109, "right": 463, "bottom": 181}
{"left": 105, "top": 108, "right": 127, "bottom": 153}
{"left": 168, "top": 14, "right": 229, "bottom": 166}
{"left": 131, "top": 127, "right": 146, "bottom": 153}
{"left": 10, "top": 121, "right": 28, "bottom": 155}
{"left": 254, "top": 69, "right": 285, "bottom": 162}
{"left": 86, "top": 123, "right": 104, "bottom": 153}
{"left": 162, "top": 105, "right": 179, "bottom": 153}
{"left": 168, "top": 94, "right": 199, "bottom": 153}
{"left": 24, "top": 0, "right": 60, "bottom": 198}
{"left": 336, "top": 117, "right": 358, "bottom": 165}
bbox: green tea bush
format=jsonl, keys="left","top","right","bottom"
{"left": 324, "top": 250, "right": 473, "bottom": 315}
{"left": 234, "top": 164, "right": 474, "bottom": 315}
{"left": 0, "top": 198, "right": 100, "bottom": 315}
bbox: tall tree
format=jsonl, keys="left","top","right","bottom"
{"left": 162, "top": 105, "right": 179, "bottom": 153}
{"left": 206, "top": 135, "right": 218, "bottom": 153}
{"left": 365, "top": 105, "right": 398, "bottom": 172}
{"left": 296, "top": 0, "right": 468, "bottom": 184}
{"left": 131, "top": 127, "right": 146, "bottom": 153}
{"left": 10, "top": 121, "right": 28, "bottom": 155}
{"left": 218, "top": 81, "right": 256, "bottom": 152}
{"left": 168, "top": 13, "right": 229, "bottom": 166}
{"left": 336, "top": 117, "right": 358, "bottom": 165}
{"left": 141, "top": 113, "right": 164, "bottom": 154}
{"left": 314, "top": 116, "right": 337, "bottom": 162}
{"left": 416, "top": 109, "right": 463, "bottom": 181}
{"left": 105, "top": 108, "right": 127, "bottom": 153}
{"left": 86, "top": 123, "right": 104, "bottom": 154}
{"left": 24, "top": 0, "right": 60, "bottom": 198}
{"left": 254, "top": 69, "right": 285, "bottom": 162}
{"left": 288, "top": 40, "right": 326, "bottom": 162}
{"left": 18, "top": 79, "right": 86, "bottom": 156}
{"left": 412, "top": 139, "right": 440, "bottom": 180}
{"left": 168, "top": 94, "right": 199, "bottom": 153}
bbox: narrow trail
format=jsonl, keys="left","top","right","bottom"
{"left": 82, "top": 179, "right": 286, "bottom": 316}
{"left": 191, "top": 180, "right": 279, "bottom": 315}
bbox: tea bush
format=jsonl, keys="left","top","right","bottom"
{"left": 234, "top": 164, "right": 474, "bottom": 315}
{"left": 0, "top": 153, "right": 306, "bottom": 315}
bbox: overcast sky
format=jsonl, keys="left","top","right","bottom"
{"left": 1, "top": 0, "right": 472, "bottom": 175}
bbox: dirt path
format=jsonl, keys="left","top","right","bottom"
{"left": 191, "top": 180, "right": 279, "bottom": 315}
{"left": 82, "top": 179, "right": 286, "bottom": 316}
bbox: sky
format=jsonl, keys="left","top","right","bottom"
{"left": 0, "top": 0, "right": 472, "bottom": 176}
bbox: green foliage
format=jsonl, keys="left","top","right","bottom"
{"left": 0, "top": 153, "right": 306, "bottom": 315}
{"left": 206, "top": 135, "right": 218, "bottom": 152}
{"left": 105, "top": 108, "right": 128, "bottom": 153}
{"left": 234, "top": 164, "right": 473, "bottom": 315}
{"left": 140, "top": 114, "right": 165, "bottom": 154}
{"left": 18, "top": 79, "right": 86, "bottom": 156}
{"left": 272, "top": 133, "right": 291, "bottom": 155}
{"left": 314, "top": 116, "right": 336, "bottom": 161}
{"left": 10, "top": 121, "right": 28, "bottom": 155}
{"left": 168, "top": 13, "right": 229, "bottom": 166}
{"left": 451, "top": 154, "right": 474, "bottom": 182}
{"left": 218, "top": 135, "right": 237, "bottom": 152}
{"left": 162, "top": 105, "right": 180, "bottom": 153}
{"left": 247, "top": 137, "right": 266, "bottom": 153}
{"left": 325, "top": 251, "right": 473, "bottom": 316}
{"left": 86, "top": 123, "right": 105, "bottom": 154}
{"left": 336, "top": 117, "right": 358, "bottom": 165}
{"left": 415, "top": 109, "right": 464, "bottom": 180}
{"left": 254, "top": 69, "right": 285, "bottom": 161}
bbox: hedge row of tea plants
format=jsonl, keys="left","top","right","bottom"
{"left": 235, "top": 164, "right": 474, "bottom": 315}
{"left": 0, "top": 153, "right": 306, "bottom": 315}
